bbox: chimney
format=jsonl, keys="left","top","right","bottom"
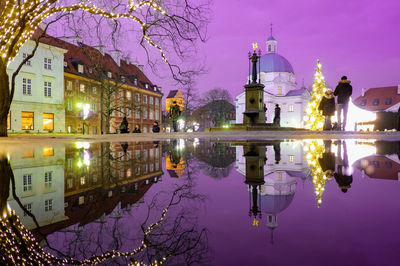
{"left": 124, "top": 57, "right": 131, "bottom": 65}
{"left": 59, "top": 36, "right": 82, "bottom": 46}
{"left": 361, "top": 88, "right": 365, "bottom": 97}
{"left": 110, "top": 50, "right": 121, "bottom": 67}
{"left": 398, "top": 85, "right": 400, "bottom": 95}
{"left": 94, "top": 45, "right": 105, "bottom": 56}
{"left": 138, "top": 65, "right": 144, "bottom": 71}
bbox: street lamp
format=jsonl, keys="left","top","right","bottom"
{"left": 77, "top": 103, "right": 90, "bottom": 135}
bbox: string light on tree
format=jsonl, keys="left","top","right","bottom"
{"left": 304, "top": 60, "right": 328, "bottom": 131}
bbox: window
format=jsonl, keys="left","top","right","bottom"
{"left": 135, "top": 166, "right": 140, "bottom": 175}
{"left": 385, "top": 98, "right": 392, "bottom": 105}
{"left": 92, "top": 103, "right": 97, "bottom": 112}
{"left": 43, "top": 113, "right": 54, "bottom": 131}
{"left": 23, "top": 174, "right": 32, "bottom": 191}
{"left": 149, "top": 110, "right": 154, "bottom": 120}
{"left": 289, "top": 155, "right": 294, "bottom": 162}
{"left": 80, "top": 83, "right": 85, "bottom": 92}
{"left": 135, "top": 93, "right": 140, "bottom": 102}
{"left": 143, "top": 109, "right": 148, "bottom": 119}
{"left": 21, "top": 112, "right": 34, "bottom": 130}
{"left": 143, "top": 127, "right": 147, "bottom": 133}
{"left": 78, "top": 64, "right": 84, "bottom": 73}
{"left": 155, "top": 98, "right": 159, "bottom": 106}
{"left": 373, "top": 161, "right": 380, "bottom": 168}
{"left": 372, "top": 99, "right": 379, "bottom": 106}
{"left": 7, "top": 112, "right": 10, "bottom": 130}
{"left": 107, "top": 71, "right": 112, "bottom": 78}
{"left": 126, "top": 91, "right": 131, "bottom": 100}
{"left": 93, "top": 126, "right": 97, "bottom": 134}
{"left": 360, "top": 99, "right": 367, "bottom": 106}
{"left": 43, "top": 147, "right": 54, "bottom": 157}
{"left": 22, "top": 53, "right": 31, "bottom": 66}
{"left": 64, "top": 61, "right": 67, "bottom": 67}
{"left": 134, "top": 78, "right": 138, "bottom": 86}
{"left": 155, "top": 110, "right": 159, "bottom": 120}
{"left": 67, "top": 158, "right": 73, "bottom": 169}
{"left": 268, "top": 45, "right": 271, "bottom": 52}
{"left": 143, "top": 149, "right": 148, "bottom": 159}
{"left": 88, "top": 67, "right": 92, "bottom": 74}
{"left": 44, "top": 58, "right": 52, "bottom": 70}
{"left": 23, "top": 203, "right": 32, "bottom": 216}
{"left": 277, "top": 86, "right": 282, "bottom": 95}
{"left": 145, "top": 84, "right": 149, "bottom": 89}
{"left": 22, "top": 78, "right": 32, "bottom": 95}
{"left": 92, "top": 87, "right": 97, "bottom": 94}
{"left": 127, "top": 109, "right": 132, "bottom": 117}
{"left": 144, "top": 164, "right": 148, "bottom": 174}
{"left": 67, "top": 100, "right": 73, "bottom": 111}
{"left": 385, "top": 161, "right": 392, "bottom": 168}
{"left": 44, "top": 81, "right": 52, "bottom": 97}
{"left": 288, "top": 105, "right": 294, "bottom": 112}
{"left": 79, "top": 196, "right": 84, "bottom": 205}
{"left": 136, "top": 109, "right": 140, "bottom": 118}
{"left": 80, "top": 177, "right": 86, "bottom": 185}
{"left": 121, "top": 76, "right": 126, "bottom": 83}
{"left": 44, "top": 199, "right": 53, "bottom": 212}
{"left": 143, "top": 95, "right": 148, "bottom": 104}
{"left": 277, "top": 172, "right": 282, "bottom": 181}
{"left": 135, "top": 150, "right": 141, "bottom": 160}
{"left": 149, "top": 96, "right": 154, "bottom": 105}
{"left": 22, "top": 150, "right": 34, "bottom": 158}
{"left": 45, "top": 172, "right": 52, "bottom": 188}
{"left": 67, "top": 80, "right": 73, "bottom": 90}
{"left": 118, "top": 106, "right": 123, "bottom": 117}
{"left": 156, "top": 162, "right": 160, "bottom": 171}
{"left": 67, "top": 178, "right": 73, "bottom": 189}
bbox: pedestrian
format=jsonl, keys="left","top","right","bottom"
{"left": 318, "top": 89, "right": 335, "bottom": 130}
{"left": 152, "top": 121, "right": 160, "bottom": 133}
{"left": 334, "top": 140, "right": 352, "bottom": 193}
{"left": 334, "top": 76, "right": 352, "bottom": 131}
{"left": 132, "top": 125, "right": 141, "bottom": 133}
{"left": 273, "top": 104, "right": 281, "bottom": 126}
{"left": 168, "top": 101, "right": 181, "bottom": 132}
{"left": 119, "top": 116, "right": 129, "bottom": 133}
{"left": 318, "top": 140, "right": 336, "bottom": 180}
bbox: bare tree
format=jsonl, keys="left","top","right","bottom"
{"left": 198, "top": 88, "right": 234, "bottom": 127}
{"left": 0, "top": 0, "right": 210, "bottom": 136}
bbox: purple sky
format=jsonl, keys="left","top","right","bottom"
{"left": 151, "top": 0, "right": 400, "bottom": 100}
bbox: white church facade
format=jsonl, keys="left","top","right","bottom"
{"left": 235, "top": 32, "right": 311, "bottom": 128}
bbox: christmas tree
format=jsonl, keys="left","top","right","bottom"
{"left": 304, "top": 60, "right": 327, "bottom": 130}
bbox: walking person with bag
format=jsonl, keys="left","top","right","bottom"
{"left": 318, "top": 89, "right": 336, "bottom": 130}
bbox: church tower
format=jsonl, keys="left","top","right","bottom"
{"left": 266, "top": 24, "right": 277, "bottom": 53}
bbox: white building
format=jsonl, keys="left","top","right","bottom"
{"left": 235, "top": 32, "right": 311, "bottom": 128}
{"left": 7, "top": 39, "right": 67, "bottom": 133}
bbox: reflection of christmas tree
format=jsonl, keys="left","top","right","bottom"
{"left": 304, "top": 60, "right": 327, "bottom": 131}
{"left": 304, "top": 140, "right": 327, "bottom": 207}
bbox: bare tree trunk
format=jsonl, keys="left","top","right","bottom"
{"left": 0, "top": 156, "right": 11, "bottom": 215}
{"left": 0, "top": 61, "right": 10, "bottom": 137}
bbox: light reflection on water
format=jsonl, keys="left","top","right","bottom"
{"left": 1, "top": 139, "right": 400, "bottom": 265}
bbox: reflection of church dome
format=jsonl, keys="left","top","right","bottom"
{"left": 260, "top": 53, "right": 294, "bottom": 74}
{"left": 260, "top": 194, "right": 294, "bottom": 215}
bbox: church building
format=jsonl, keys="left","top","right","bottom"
{"left": 235, "top": 29, "right": 311, "bottom": 128}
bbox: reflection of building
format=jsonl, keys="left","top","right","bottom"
{"left": 7, "top": 31, "right": 67, "bottom": 133}
{"left": 166, "top": 89, "right": 184, "bottom": 113}
{"left": 354, "top": 154, "right": 400, "bottom": 181}
{"left": 235, "top": 29, "right": 311, "bottom": 128}
{"left": 8, "top": 141, "right": 163, "bottom": 242}
{"left": 7, "top": 145, "right": 67, "bottom": 229}
{"left": 192, "top": 100, "right": 236, "bottom": 130}
{"left": 166, "top": 139, "right": 185, "bottom": 178}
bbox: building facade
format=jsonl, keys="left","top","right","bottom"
{"left": 235, "top": 32, "right": 311, "bottom": 128}
{"left": 165, "top": 89, "right": 184, "bottom": 113}
{"left": 7, "top": 39, "right": 67, "bottom": 133}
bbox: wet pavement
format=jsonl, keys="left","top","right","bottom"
{"left": 1, "top": 138, "right": 400, "bottom": 265}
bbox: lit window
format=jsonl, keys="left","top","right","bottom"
{"left": 80, "top": 177, "right": 86, "bottom": 185}
{"left": 385, "top": 98, "right": 392, "bottom": 105}
{"left": 67, "top": 178, "right": 73, "bottom": 188}
{"left": 155, "top": 98, "right": 159, "bottom": 106}
{"left": 149, "top": 110, "right": 154, "bottom": 120}
{"left": 126, "top": 91, "right": 131, "bottom": 100}
{"left": 372, "top": 99, "right": 379, "bottom": 106}
{"left": 143, "top": 95, "right": 148, "bottom": 104}
{"left": 79, "top": 196, "right": 84, "bottom": 205}
{"left": 44, "top": 81, "right": 52, "bottom": 97}
{"left": 43, "top": 147, "right": 54, "bottom": 157}
{"left": 143, "top": 109, "right": 148, "bottom": 119}
{"left": 7, "top": 112, "right": 10, "bottom": 130}
{"left": 149, "top": 96, "right": 154, "bottom": 105}
{"left": 145, "top": 83, "right": 149, "bottom": 89}
{"left": 67, "top": 80, "right": 73, "bottom": 90}
{"left": 78, "top": 64, "right": 84, "bottom": 73}
{"left": 277, "top": 172, "right": 282, "bottom": 181}
{"left": 134, "top": 78, "right": 138, "bottom": 86}
{"left": 45, "top": 172, "right": 52, "bottom": 188}
{"left": 88, "top": 67, "right": 92, "bottom": 74}
{"left": 22, "top": 53, "right": 31, "bottom": 66}
{"left": 43, "top": 113, "right": 54, "bottom": 131}
{"left": 289, "top": 155, "right": 294, "bottom": 162}
{"left": 23, "top": 203, "right": 32, "bottom": 216}
{"left": 155, "top": 110, "right": 159, "bottom": 120}
{"left": 107, "top": 71, "right": 112, "bottom": 78}
{"left": 44, "top": 199, "right": 53, "bottom": 212}
{"left": 277, "top": 86, "right": 282, "bottom": 95}
{"left": 44, "top": 58, "right": 52, "bottom": 70}
{"left": 22, "top": 78, "right": 32, "bottom": 95}
{"left": 23, "top": 174, "right": 32, "bottom": 191}
{"left": 135, "top": 109, "right": 140, "bottom": 118}
{"left": 21, "top": 112, "right": 34, "bottom": 130}
{"left": 80, "top": 83, "right": 85, "bottom": 92}
{"left": 289, "top": 105, "right": 294, "bottom": 112}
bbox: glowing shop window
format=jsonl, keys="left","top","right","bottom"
{"left": 43, "top": 113, "right": 54, "bottom": 130}
{"left": 289, "top": 155, "right": 294, "bottom": 163}
{"left": 43, "top": 147, "right": 54, "bottom": 157}
{"left": 21, "top": 112, "right": 34, "bottom": 130}
{"left": 7, "top": 112, "right": 10, "bottom": 129}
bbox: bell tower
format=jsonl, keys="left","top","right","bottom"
{"left": 266, "top": 23, "right": 277, "bottom": 54}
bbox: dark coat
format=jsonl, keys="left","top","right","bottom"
{"left": 132, "top": 127, "right": 141, "bottom": 133}
{"left": 318, "top": 95, "right": 335, "bottom": 116}
{"left": 152, "top": 125, "right": 160, "bottom": 133}
{"left": 318, "top": 152, "right": 335, "bottom": 172}
{"left": 119, "top": 117, "right": 129, "bottom": 133}
{"left": 334, "top": 80, "right": 352, "bottom": 104}
{"left": 274, "top": 106, "right": 281, "bottom": 118}
{"left": 334, "top": 173, "right": 353, "bottom": 188}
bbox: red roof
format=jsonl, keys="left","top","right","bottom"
{"left": 353, "top": 86, "right": 400, "bottom": 112}
{"left": 32, "top": 29, "right": 162, "bottom": 95}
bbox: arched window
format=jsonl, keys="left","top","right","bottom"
{"left": 268, "top": 45, "right": 271, "bottom": 52}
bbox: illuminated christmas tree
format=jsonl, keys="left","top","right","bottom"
{"left": 304, "top": 60, "right": 327, "bottom": 130}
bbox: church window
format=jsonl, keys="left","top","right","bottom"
{"left": 289, "top": 155, "right": 294, "bottom": 163}
{"left": 289, "top": 105, "right": 294, "bottom": 112}
{"left": 277, "top": 86, "right": 282, "bottom": 95}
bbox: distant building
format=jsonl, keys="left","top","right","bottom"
{"left": 235, "top": 29, "right": 311, "bottom": 128}
{"left": 166, "top": 89, "right": 184, "bottom": 113}
{"left": 192, "top": 100, "right": 235, "bottom": 130}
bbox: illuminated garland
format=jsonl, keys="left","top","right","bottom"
{"left": 0, "top": 1, "right": 171, "bottom": 66}
{"left": 304, "top": 60, "right": 327, "bottom": 131}
{"left": 304, "top": 139, "right": 327, "bottom": 207}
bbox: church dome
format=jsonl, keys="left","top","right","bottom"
{"left": 260, "top": 53, "right": 294, "bottom": 74}
{"left": 260, "top": 194, "right": 294, "bottom": 215}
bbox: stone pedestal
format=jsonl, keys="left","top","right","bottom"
{"left": 243, "top": 83, "right": 266, "bottom": 125}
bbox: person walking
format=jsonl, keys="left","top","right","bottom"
{"left": 318, "top": 89, "right": 335, "bottom": 130}
{"left": 152, "top": 121, "right": 160, "bottom": 133}
{"left": 169, "top": 101, "right": 181, "bottom": 132}
{"left": 334, "top": 76, "right": 352, "bottom": 131}
{"left": 273, "top": 104, "right": 281, "bottom": 126}
{"left": 119, "top": 116, "right": 129, "bottom": 133}
{"left": 132, "top": 125, "right": 141, "bottom": 133}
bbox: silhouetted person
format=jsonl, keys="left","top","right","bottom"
{"left": 264, "top": 104, "right": 268, "bottom": 122}
{"left": 318, "top": 89, "right": 335, "bottom": 130}
{"left": 273, "top": 143, "right": 281, "bottom": 164}
{"left": 335, "top": 140, "right": 352, "bottom": 192}
{"left": 273, "top": 104, "right": 281, "bottom": 126}
{"left": 169, "top": 101, "right": 181, "bottom": 132}
{"left": 119, "top": 116, "right": 129, "bottom": 133}
{"left": 318, "top": 140, "right": 336, "bottom": 179}
{"left": 152, "top": 121, "right": 160, "bottom": 133}
{"left": 334, "top": 76, "right": 352, "bottom": 131}
{"left": 120, "top": 142, "right": 129, "bottom": 153}
{"left": 132, "top": 125, "right": 141, "bottom": 133}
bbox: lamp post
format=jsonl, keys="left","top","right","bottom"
{"left": 77, "top": 103, "right": 90, "bottom": 135}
